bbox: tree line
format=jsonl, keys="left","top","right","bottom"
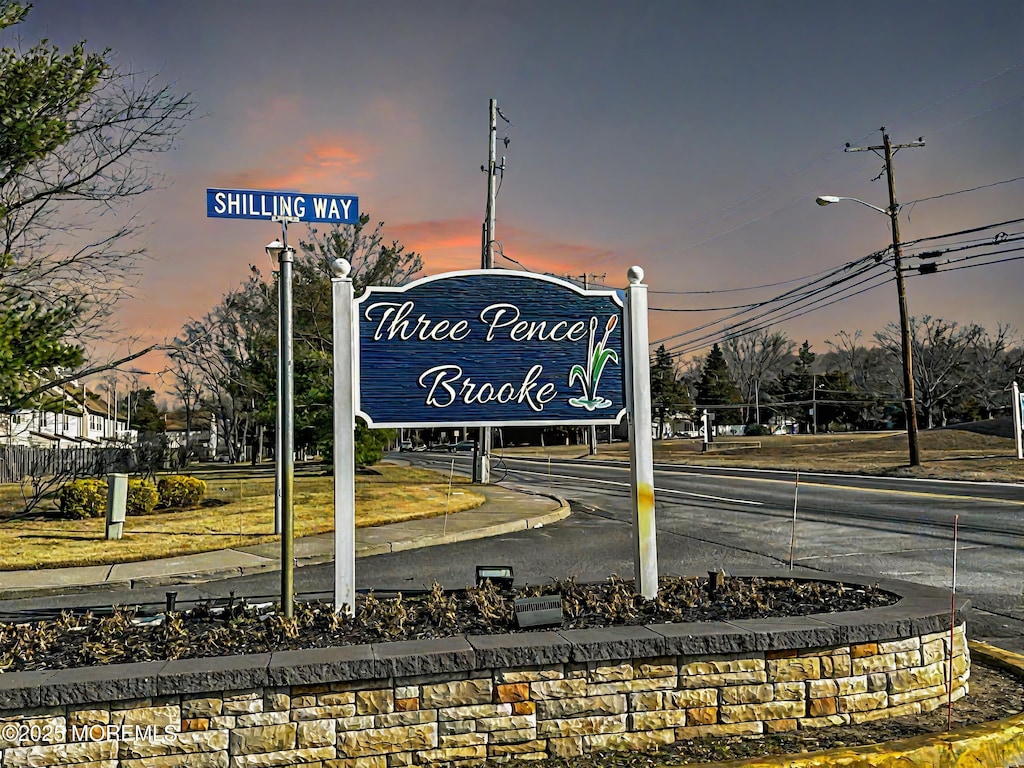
{"left": 652, "top": 321, "right": 1024, "bottom": 433}
{"left": 169, "top": 216, "right": 421, "bottom": 465}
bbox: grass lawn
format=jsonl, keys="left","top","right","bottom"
{"left": 500, "top": 426, "right": 1024, "bottom": 482}
{"left": 0, "top": 463, "right": 483, "bottom": 571}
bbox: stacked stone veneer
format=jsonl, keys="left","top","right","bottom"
{"left": 0, "top": 576, "right": 970, "bottom": 767}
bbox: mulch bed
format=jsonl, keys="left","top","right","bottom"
{"left": 0, "top": 575, "right": 897, "bottom": 672}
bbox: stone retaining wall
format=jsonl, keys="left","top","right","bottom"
{"left": 0, "top": 575, "right": 970, "bottom": 767}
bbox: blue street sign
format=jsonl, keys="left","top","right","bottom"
{"left": 356, "top": 271, "right": 626, "bottom": 427}
{"left": 206, "top": 188, "right": 359, "bottom": 224}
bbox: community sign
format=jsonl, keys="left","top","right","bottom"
{"left": 356, "top": 271, "right": 626, "bottom": 427}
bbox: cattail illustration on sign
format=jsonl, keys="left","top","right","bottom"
{"left": 568, "top": 314, "right": 619, "bottom": 411}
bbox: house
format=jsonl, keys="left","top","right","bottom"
{"left": 161, "top": 410, "right": 221, "bottom": 461}
{"left": 1, "top": 381, "right": 134, "bottom": 448}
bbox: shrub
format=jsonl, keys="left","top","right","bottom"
{"left": 126, "top": 479, "right": 159, "bottom": 516}
{"left": 745, "top": 423, "right": 771, "bottom": 437}
{"left": 157, "top": 475, "right": 207, "bottom": 509}
{"left": 56, "top": 479, "right": 107, "bottom": 520}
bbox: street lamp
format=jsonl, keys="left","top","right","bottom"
{"left": 266, "top": 236, "right": 297, "bottom": 616}
{"left": 815, "top": 195, "right": 887, "bottom": 215}
{"left": 816, "top": 184, "right": 922, "bottom": 466}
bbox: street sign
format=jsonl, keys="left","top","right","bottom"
{"left": 356, "top": 271, "right": 626, "bottom": 427}
{"left": 206, "top": 188, "right": 359, "bottom": 224}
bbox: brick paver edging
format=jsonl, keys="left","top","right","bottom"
{"left": 0, "top": 572, "right": 972, "bottom": 766}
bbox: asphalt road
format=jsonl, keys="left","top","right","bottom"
{"left": 393, "top": 451, "right": 1024, "bottom": 651}
{"left": 4, "top": 451, "right": 1021, "bottom": 652}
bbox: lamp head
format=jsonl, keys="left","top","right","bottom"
{"left": 815, "top": 196, "right": 841, "bottom": 206}
{"left": 265, "top": 239, "right": 285, "bottom": 259}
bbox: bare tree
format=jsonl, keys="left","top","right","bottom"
{"left": 167, "top": 354, "right": 206, "bottom": 467}
{"left": 722, "top": 330, "right": 794, "bottom": 423}
{"left": 173, "top": 275, "right": 276, "bottom": 463}
{"left": 964, "top": 324, "right": 1019, "bottom": 420}
{"left": 874, "top": 316, "right": 982, "bottom": 428}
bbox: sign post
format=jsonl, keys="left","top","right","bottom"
{"left": 1013, "top": 380, "right": 1023, "bottom": 461}
{"left": 623, "top": 266, "right": 659, "bottom": 599}
{"left": 332, "top": 259, "right": 356, "bottom": 617}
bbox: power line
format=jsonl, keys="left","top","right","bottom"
{"left": 648, "top": 264, "right": 846, "bottom": 295}
{"left": 664, "top": 271, "right": 893, "bottom": 358}
{"left": 907, "top": 244, "right": 1024, "bottom": 275}
{"left": 901, "top": 217, "right": 1024, "bottom": 247}
{"left": 904, "top": 174, "right": 1024, "bottom": 207}
{"left": 651, "top": 251, "right": 887, "bottom": 346}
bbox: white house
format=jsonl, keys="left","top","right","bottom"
{"left": 1, "top": 382, "right": 134, "bottom": 448}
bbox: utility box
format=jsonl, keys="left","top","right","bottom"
{"left": 105, "top": 473, "right": 128, "bottom": 540}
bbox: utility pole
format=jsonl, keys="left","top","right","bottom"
{"left": 846, "top": 129, "right": 924, "bottom": 466}
{"left": 475, "top": 98, "right": 500, "bottom": 484}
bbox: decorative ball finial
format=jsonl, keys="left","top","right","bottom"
{"left": 330, "top": 258, "right": 352, "bottom": 278}
{"left": 627, "top": 265, "right": 644, "bottom": 285}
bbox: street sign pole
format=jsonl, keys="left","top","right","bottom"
{"left": 272, "top": 215, "right": 298, "bottom": 619}
{"left": 624, "top": 266, "right": 658, "bottom": 600}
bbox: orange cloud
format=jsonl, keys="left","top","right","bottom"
{"left": 217, "top": 134, "right": 373, "bottom": 191}
{"left": 388, "top": 218, "right": 632, "bottom": 281}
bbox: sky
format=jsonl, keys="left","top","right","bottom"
{"left": 8, "top": 0, "right": 1024, "bottom": 393}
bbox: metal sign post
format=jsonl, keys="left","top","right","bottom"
{"left": 623, "top": 266, "right": 659, "bottom": 599}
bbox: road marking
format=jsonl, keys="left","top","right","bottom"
{"left": 506, "top": 467, "right": 763, "bottom": 507}
{"left": 420, "top": 454, "right": 1024, "bottom": 507}
{"left": 797, "top": 544, "right": 986, "bottom": 560}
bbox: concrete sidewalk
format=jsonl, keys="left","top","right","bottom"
{"left": 0, "top": 485, "right": 570, "bottom": 599}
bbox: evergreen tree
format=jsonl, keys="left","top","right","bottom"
{"left": 130, "top": 388, "right": 165, "bottom": 433}
{"left": 695, "top": 344, "right": 741, "bottom": 424}
{"left": 650, "top": 345, "right": 689, "bottom": 436}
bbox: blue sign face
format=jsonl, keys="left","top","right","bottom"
{"left": 356, "top": 272, "right": 626, "bottom": 427}
{"left": 206, "top": 188, "right": 359, "bottom": 224}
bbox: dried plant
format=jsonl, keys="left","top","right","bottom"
{"left": 0, "top": 577, "right": 899, "bottom": 673}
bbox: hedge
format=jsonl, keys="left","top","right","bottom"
{"left": 157, "top": 475, "right": 207, "bottom": 509}
{"left": 56, "top": 479, "right": 107, "bottom": 520}
{"left": 126, "top": 479, "right": 159, "bottom": 516}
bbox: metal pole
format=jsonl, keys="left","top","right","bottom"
{"left": 277, "top": 223, "right": 296, "bottom": 618}
{"left": 332, "top": 259, "right": 356, "bottom": 616}
{"left": 274, "top": 253, "right": 283, "bottom": 534}
{"left": 624, "top": 265, "right": 658, "bottom": 599}
{"left": 884, "top": 131, "right": 921, "bottom": 467}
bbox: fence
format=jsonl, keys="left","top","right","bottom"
{"left": 0, "top": 445, "right": 134, "bottom": 484}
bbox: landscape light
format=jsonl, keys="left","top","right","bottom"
{"left": 476, "top": 565, "right": 514, "bottom": 590}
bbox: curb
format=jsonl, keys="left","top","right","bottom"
{"left": 683, "top": 640, "right": 1024, "bottom": 768}
{"left": 0, "top": 495, "right": 572, "bottom": 599}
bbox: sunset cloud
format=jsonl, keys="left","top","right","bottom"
{"left": 217, "top": 134, "right": 374, "bottom": 191}
{"left": 390, "top": 218, "right": 632, "bottom": 280}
